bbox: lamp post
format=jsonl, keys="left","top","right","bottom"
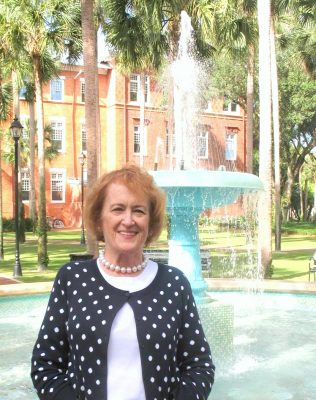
{"left": 10, "top": 116, "right": 23, "bottom": 277}
{"left": 79, "top": 152, "right": 86, "bottom": 245}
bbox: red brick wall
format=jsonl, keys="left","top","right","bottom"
{"left": 1, "top": 64, "right": 247, "bottom": 226}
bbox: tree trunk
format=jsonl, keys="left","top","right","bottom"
{"left": 33, "top": 55, "right": 48, "bottom": 270}
{"left": 81, "top": 0, "right": 99, "bottom": 256}
{"left": 270, "top": 19, "right": 281, "bottom": 251}
{"left": 246, "top": 45, "right": 254, "bottom": 174}
{"left": 257, "top": 0, "right": 272, "bottom": 276}
{"left": 0, "top": 130, "right": 4, "bottom": 259}
{"left": 139, "top": 72, "right": 145, "bottom": 167}
{"left": 28, "top": 100, "right": 37, "bottom": 227}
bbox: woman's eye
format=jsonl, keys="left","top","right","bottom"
{"left": 135, "top": 209, "right": 145, "bottom": 214}
{"left": 112, "top": 207, "right": 123, "bottom": 212}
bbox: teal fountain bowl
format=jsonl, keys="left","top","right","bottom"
{"left": 150, "top": 170, "right": 264, "bottom": 303}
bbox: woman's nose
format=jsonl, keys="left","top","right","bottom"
{"left": 122, "top": 211, "right": 134, "bottom": 225}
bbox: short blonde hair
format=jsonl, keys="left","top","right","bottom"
{"left": 84, "top": 164, "right": 166, "bottom": 246}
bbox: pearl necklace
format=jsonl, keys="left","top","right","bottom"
{"left": 99, "top": 251, "right": 147, "bottom": 274}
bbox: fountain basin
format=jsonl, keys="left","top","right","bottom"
{"left": 151, "top": 170, "right": 263, "bottom": 302}
{"left": 151, "top": 170, "right": 264, "bottom": 210}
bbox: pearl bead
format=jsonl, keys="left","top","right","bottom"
{"left": 99, "top": 251, "right": 147, "bottom": 274}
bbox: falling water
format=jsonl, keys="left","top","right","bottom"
{"left": 172, "top": 10, "right": 200, "bottom": 169}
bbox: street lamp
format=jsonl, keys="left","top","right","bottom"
{"left": 79, "top": 152, "right": 86, "bottom": 245}
{"left": 10, "top": 116, "right": 23, "bottom": 277}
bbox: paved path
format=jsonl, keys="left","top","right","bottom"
{"left": 0, "top": 276, "right": 21, "bottom": 285}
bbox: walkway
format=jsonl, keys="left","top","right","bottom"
{"left": 0, "top": 275, "right": 315, "bottom": 297}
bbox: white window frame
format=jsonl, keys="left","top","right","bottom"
{"left": 166, "top": 127, "right": 176, "bottom": 156}
{"left": 49, "top": 117, "right": 66, "bottom": 153}
{"left": 21, "top": 168, "right": 30, "bottom": 202}
{"left": 50, "top": 77, "right": 65, "bottom": 101}
{"left": 19, "top": 87, "right": 27, "bottom": 99}
{"left": 129, "top": 74, "right": 150, "bottom": 104}
{"left": 50, "top": 168, "right": 66, "bottom": 203}
{"left": 19, "top": 115, "right": 29, "bottom": 140}
{"left": 197, "top": 131, "right": 208, "bottom": 159}
{"left": 202, "top": 100, "right": 212, "bottom": 113}
{"left": 223, "top": 101, "right": 239, "bottom": 114}
{"left": 225, "top": 131, "right": 237, "bottom": 161}
{"left": 80, "top": 79, "right": 85, "bottom": 103}
{"left": 80, "top": 119, "right": 87, "bottom": 153}
{"left": 133, "top": 125, "right": 147, "bottom": 155}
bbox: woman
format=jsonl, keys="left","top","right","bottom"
{"left": 31, "top": 164, "right": 215, "bottom": 400}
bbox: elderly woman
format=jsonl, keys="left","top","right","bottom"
{"left": 31, "top": 164, "right": 215, "bottom": 400}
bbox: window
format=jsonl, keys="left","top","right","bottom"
{"left": 198, "top": 131, "right": 208, "bottom": 159}
{"left": 81, "top": 122, "right": 87, "bottom": 152}
{"left": 225, "top": 131, "right": 237, "bottom": 161}
{"left": 19, "top": 87, "right": 27, "bottom": 99}
{"left": 133, "top": 125, "right": 147, "bottom": 154}
{"left": 50, "top": 78, "right": 64, "bottom": 101}
{"left": 80, "top": 80, "right": 85, "bottom": 103}
{"left": 50, "top": 118, "right": 65, "bottom": 152}
{"left": 166, "top": 128, "right": 175, "bottom": 156}
{"left": 50, "top": 170, "right": 65, "bottom": 202}
{"left": 223, "top": 100, "right": 239, "bottom": 114}
{"left": 134, "top": 125, "right": 141, "bottom": 153}
{"left": 129, "top": 74, "right": 149, "bottom": 103}
{"left": 21, "top": 170, "right": 30, "bottom": 201}
{"left": 20, "top": 116, "right": 29, "bottom": 140}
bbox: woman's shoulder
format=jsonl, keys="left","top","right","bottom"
{"left": 57, "top": 258, "right": 97, "bottom": 278}
{"left": 156, "top": 263, "right": 191, "bottom": 287}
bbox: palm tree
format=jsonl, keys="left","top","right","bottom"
{"left": 81, "top": 0, "right": 100, "bottom": 256}
{"left": 257, "top": 0, "right": 272, "bottom": 275}
{"left": 2, "top": 0, "right": 82, "bottom": 270}
{"left": 0, "top": 77, "right": 12, "bottom": 259}
{"left": 211, "top": 0, "right": 258, "bottom": 173}
{"left": 23, "top": 81, "right": 37, "bottom": 227}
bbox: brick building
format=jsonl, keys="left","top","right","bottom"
{"left": 1, "top": 60, "right": 247, "bottom": 227}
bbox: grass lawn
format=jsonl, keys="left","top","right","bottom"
{"left": 0, "top": 222, "right": 315, "bottom": 283}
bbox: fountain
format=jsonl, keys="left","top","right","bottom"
{"left": 151, "top": 11, "right": 263, "bottom": 303}
{"left": 150, "top": 11, "right": 263, "bottom": 373}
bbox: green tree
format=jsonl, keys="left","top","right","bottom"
{"left": 0, "top": 78, "right": 12, "bottom": 259}
{"left": 2, "top": 0, "right": 82, "bottom": 270}
{"left": 279, "top": 62, "right": 316, "bottom": 219}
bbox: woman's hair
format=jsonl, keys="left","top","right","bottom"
{"left": 84, "top": 164, "right": 166, "bottom": 246}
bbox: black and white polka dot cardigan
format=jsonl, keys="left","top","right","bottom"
{"left": 31, "top": 260, "right": 215, "bottom": 400}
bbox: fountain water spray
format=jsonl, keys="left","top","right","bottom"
{"left": 151, "top": 11, "right": 263, "bottom": 304}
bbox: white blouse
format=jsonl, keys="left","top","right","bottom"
{"left": 97, "top": 259, "right": 158, "bottom": 400}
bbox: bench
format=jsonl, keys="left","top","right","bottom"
{"left": 308, "top": 251, "right": 316, "bottom": 282}
{"left": 144, "top": 249, "right": 212, "bottom": 276}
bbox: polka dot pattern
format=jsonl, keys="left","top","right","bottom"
{"left": 31, "top": 260, "right": 215, "bottom": 399}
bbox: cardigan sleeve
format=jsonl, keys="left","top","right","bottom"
{"left": 172, "top": 275, "right": 215, "bottom": 400}
{"left": 30, "top": 266, "right": 77, "bottom": 400}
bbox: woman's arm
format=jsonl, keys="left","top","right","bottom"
{"left": 172, "top": 277, "right": 215, "bottom": 400}
{"left": 31, "top": 267, "right": 77, "bottom": 400}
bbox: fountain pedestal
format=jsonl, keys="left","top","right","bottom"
{"left": 168, "top": 208, "right": 208, "bottom": 302}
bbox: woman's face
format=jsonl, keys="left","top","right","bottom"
{"left": 100, "top": 182, "right": 150, "bottom": 263}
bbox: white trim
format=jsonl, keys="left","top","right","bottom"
{"left": 21, "top": 168, "right": 30, "bottom": 202}
{"left": 197, "top": 131, "right": 208, "bottom": 159}
{"left": 49, "top": 116, "right": 66, "bottom": 153}
{"left": 50, "top": 77, "right": 65, "bottom": 101}
{"left": 80, "top": 118, "right": 87, "bottom": 153}
{"left": 129, "top": 74, "right": 150, "bottom": 104}
{"left": 225, "top": 131, "right": 237, "bottom": 161}
{"left": 133, "top": 125, "right": 147, "bottom": 156}
{"left": 223, "top": 101, "right": 240, "bottom": 115}
{"left": 50, "top": 168, "right": 66, "bottom": 203}
{"left": 80, "top": 80, "right": 85, "bottom": 103}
